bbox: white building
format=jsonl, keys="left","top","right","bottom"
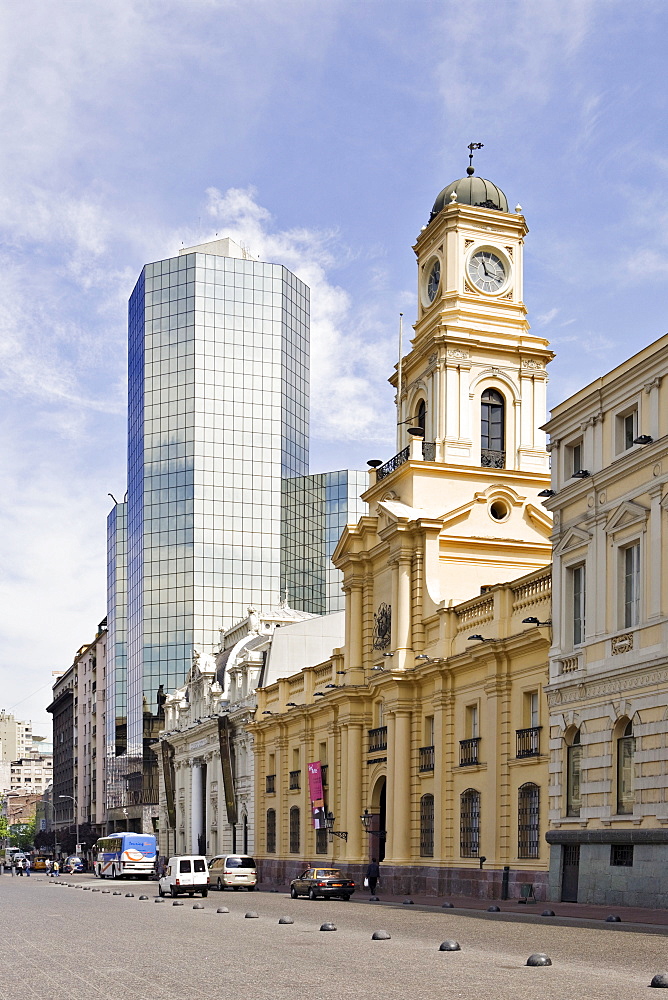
{"left": 0, "top": 711, "right": 34, "bottom": 762}
{"left": 158, "top": 603, "right": 344, "bottom": 862}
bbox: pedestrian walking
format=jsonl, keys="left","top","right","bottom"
{"left": 45, "top": 859, "right": 52, "bottom": 876}
{"left": 16, "top": 858, "right": 24, "bottom": 876}
{"left": 53, "top": 860, "right": 60, "bottom": 877}
{"left": 365, "top": 858, "right": 380, "bottom": 895}
{"left": 24, "top": 857, "right": 30, "bottom": 877}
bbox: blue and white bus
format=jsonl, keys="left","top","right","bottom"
{"left": 94, "top": 833, "right": 157, "bottom": 879}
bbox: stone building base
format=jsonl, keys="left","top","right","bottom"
{"left": 547, "top": 830, "right": 668, "bottom": 908}
{"left": 259, "top": 858, "right": 549, "bottom": 901}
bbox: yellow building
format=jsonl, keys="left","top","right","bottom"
{"left": 252, "top": 157, "right": 556, "bottom": 898}
{"left": 544, "top": 333, "right": 668, "bottom": 907}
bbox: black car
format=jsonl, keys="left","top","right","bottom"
{"left": 290, "top": 867, "right": 356, "bottom": 900}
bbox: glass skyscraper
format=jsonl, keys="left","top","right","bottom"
{"left": 281, "top": 471, "right": 367, "bottom": 614}
{"left": 106, "top": 238, "right": 364, "bottom": 831}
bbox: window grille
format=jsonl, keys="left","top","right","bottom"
{"left": 460, "top": 788, "right": 480, "bottom": 857}
{"left": 289, "top": 806, "right": 300, "bottom": 853}
{"left": 266, "top": 808, "right": 276, "bottom": 853}
{"left": 420, "top": 794, "right": 434, "bottom": 857}
{"left": 518, "top": 783, "right": 540, "bottom": 859}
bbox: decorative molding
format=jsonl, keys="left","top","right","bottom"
{"left": 428, "top": 353, "right": 438, "bottom": 365}
{"left": 644, "top": 376, "right": 662, "bottom": 393}
{"left": 611, "top": 633, "right": 634, "bottom": 655}
{"left": 553, "top": 525, "right": 591, "bottom": 556}
{"left": 447, "top": 348, "right": 470, "bottom": 360}
{"left": 547, "top": 665, "right": 668, "bottom": 707}
{"left": 605, "top": 499, "right": 649, "bottom": 535}
{"left": 464, "top": 239, "right": 474, "bottom": 249}
{"left": 579, "top": 410, "right": 604, "bottom": 431}
{"left": 521, "top": 358, "right": 545, "bottom": 371}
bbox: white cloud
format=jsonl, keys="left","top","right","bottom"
{"left": 205, "top": 186, "right": 398, "bottom": 445}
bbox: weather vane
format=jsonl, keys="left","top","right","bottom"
{"left": 468, "top": 142, "right": 484, "bottom": 169}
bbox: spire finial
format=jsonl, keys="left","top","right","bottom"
{"left": 467, "top": 141, "right": 484, "bottom": 176}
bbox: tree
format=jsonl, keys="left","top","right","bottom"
{"left": 10, "top": 816, "right": 36, "bottom": 851}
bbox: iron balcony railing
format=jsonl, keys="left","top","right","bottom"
{"left": 321, "top": 764, "right": 328, "bottom": 787}
{"left": 459, "top": 737, "right": 481, "bottom": 766}
{"left": 481, "top": 448, "right": 506, "bottom": 469}
{"left": 516, "top": 726, "right": 542, "bottom": 758}
{"left": 376, "top": 441, "right": 437, "bottom": 481}
{"left": 419, "top": 745, "right": 435, "bottom": 772}
{"left": 266, "top": 774, "right": 276, "bottom": 794}
{"left": 289, "top": 769, "right": 301, "bottom": 790}
{"left": 368, "top": 726, "right": 388, "bottom": 752}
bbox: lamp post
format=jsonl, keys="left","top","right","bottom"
{"left": 59, "top": 794, "right": 78, "bottom": 856}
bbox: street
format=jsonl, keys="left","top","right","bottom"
{"left": 3, "top": 874, "right": 668, "bottom": 1000}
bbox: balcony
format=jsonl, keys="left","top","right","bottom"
{"left": 289, "top": 769, "right": 301, "bottom": 790}
{"left": 516, "top": 726, "right": 542, "bottom": 758}
{"left": 419, "top": 745, "right": 435, "bottom": 772}
{"left": 321, "top": 764, "right": 328, "bottom": 787}
{"left": 368, "top": 726, "right": 388, "bottom": 752}
{"left": 376, "top": 441, "right": 437, "bottom": 481}
{"left": 459, "top": 737, "right": 481, "bottom": 766}
{"left": 265, "top": 774, "right": 276, "bottom": 794}
{"left": 481, "top": 449, "right": 505, "bottom": 469}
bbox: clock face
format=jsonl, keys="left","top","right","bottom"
{"left": 468, "top": 250, "right": 507, "bottom": 293}
{"left": 426, "top": 259, "right": 441, "bottom": 302}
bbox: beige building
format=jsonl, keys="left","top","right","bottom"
{"left": 252, "top": 160, "right": 555, "bottom": 897}
{"left": 0, "top": 711, "right": 34, "bottom": 763}
{"left": 8, "top": 752, "right": 52, "bottom": 795}
{"left": 544, "top": 333, "right": 668, "bottom": 906}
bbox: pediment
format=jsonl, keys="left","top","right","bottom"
{"left": 605, "top": 500, "right": 649, "bottom": 535}
{"left": 553, "top": 525, "right": 591, "bottom": 555}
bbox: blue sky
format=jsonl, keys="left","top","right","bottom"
{"left": 2, "top": 0, "right": 667, "bottom": 737}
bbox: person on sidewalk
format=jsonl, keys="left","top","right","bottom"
{"left": 365, "top": 858, "right": 380, "bottom": 895}
{"left": 24, "top": 857, "right": 30, "bottom": 877}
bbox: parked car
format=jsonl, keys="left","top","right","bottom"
{"left": 62, "top": 856, "right": 85, "bottom": 874}
{"left": 208, "top": 855, "right": 257, "bottom": 891}
{"left": 32, "top": 856, "right": 51, "bottom": 871}
{"left": 158, "top": 856, "right": 209, "bottom": 898}
{"left": 290, "top": 868, "right": 356, "bottom": 901}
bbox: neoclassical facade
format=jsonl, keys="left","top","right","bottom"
{"left": 157, "top": 603, "right": 344, "bottom": 859}
{"left": 251, "top": 161, "right": 555, "bottom": 897}
{"left": 544, "top": 333, "right": 668, "bottom": 906}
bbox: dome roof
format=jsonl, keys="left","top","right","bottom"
{"left": 430, "top": 168, "right": 508, "bottom": 221}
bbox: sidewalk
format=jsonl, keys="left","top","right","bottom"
{"left": 257, "top": 882, "right": 668, "bottom": 929}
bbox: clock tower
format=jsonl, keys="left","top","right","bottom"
{"left": 396, "top": 160, "right": 552, "bottom": 475}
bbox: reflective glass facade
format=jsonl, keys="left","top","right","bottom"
{"left": 124, "top": 248, "right": 309, "bottom": 786}
{"left": 281, "top": 470, "right": 367, "bottom": 613}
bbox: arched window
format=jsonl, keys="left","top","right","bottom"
{"left": 617, "top": 720, "right": 635, "bottom": 815}
{"left": 289, "top": 806, "right": 300, "bottom": 853}
{"left": 420, "top": 794, "right": 434, "bottom": 857}
{"left": 566, "top": 729, "right": 582, "bottom": 817}
{"left": 460, "top": 788, "right": 480, "bottom": 857}
{"left": 481, "top": 388, "right": 505, "bottom": 468}
{"left": 518, "top": 783, "right": 540, "bottom": 859}
{"left": 417, "top": 399, "right": 427, "bottom": 436}
{"left": 266, "top": 808, "right": 276, "bottom": 853}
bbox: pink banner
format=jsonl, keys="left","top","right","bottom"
{"left": 308, "top": 761, "right": 325, "bottom": 829}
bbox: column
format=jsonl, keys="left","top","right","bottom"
{"left": 389, "top": 710, "right": 412, "bottom": 862}
{"left": 345, "top": 723, "right": 363, "bottom": 861}
{"left": 191, "top": 760, "right": 204, "bottom": 855}
{"left": 649, "top": 487, "right": 662, "bottom": 619}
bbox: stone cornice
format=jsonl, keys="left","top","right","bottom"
{"left": 547, "top": 663, "right": 668, "bottom": 707}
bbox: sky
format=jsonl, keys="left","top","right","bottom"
{"left": 2, "top": 0, "right": 668, "bottom": 739}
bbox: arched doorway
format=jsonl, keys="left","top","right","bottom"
{"left": 369, "top": 776, "right": 386, "bottom": 863}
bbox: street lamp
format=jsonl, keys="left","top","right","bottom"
{"left": 360, "top": 808, "right": 386, "bottom": 840}
{"left": 59, "top": 795, "right": 79, "bottom": 856}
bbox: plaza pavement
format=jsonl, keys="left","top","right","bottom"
{"left": 3, "top": 873, "right": 668, "bottom": 1000}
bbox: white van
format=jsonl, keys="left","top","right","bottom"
{"left": 208, "top": 854, "right": 258, "bottom": 891}
{"left": 159, "top": 856, "right": 209, "bottom": 898}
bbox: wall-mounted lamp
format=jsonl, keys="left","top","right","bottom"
{"left": 360, "top": 808, "right": 386, "bottom": 838}
{"left": 325, "top": 811, "right": 348, "bottom": 842}
{"left": 286, "top": 702, "right": 297, "bottom": 707}
{"left": 314, "top": 692, "right": 325, "bottom": 697}
{"left": 522, "top": 617, "right": 552, "bottom": 627}
{"left": 262, "top": 710, "right": 273, "bottom": 715}
{"left": 325, "top": 684, "right": 338, "bottom": 689}
{"left": 371, "top": 665, "right": 385, "bottom": 672}
{"left": 336, "top": 670, "right": 346, "bottom": 675}
{"left": 383, "top": 651, "right": 394, "bottom": 658}
{"left": 634, "top": 434, "right": 653, "bottom": 445}
{"left": 572, "top": 469, "right": 590, "bottom": 478}
{"left": 468, "top": 635, "right": 497, "bottom": 642}
{"left": 537, "top": 489, "right": 556, "bottom": 497}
